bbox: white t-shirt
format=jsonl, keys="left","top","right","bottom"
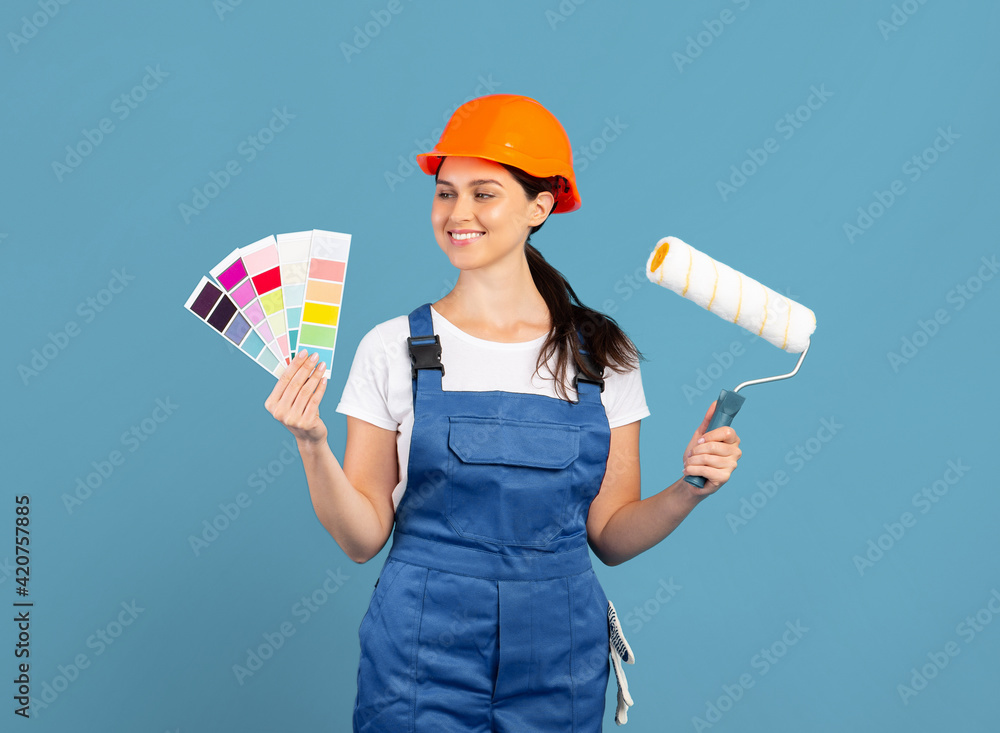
{"left": 335, "top": 305, "right": 650, "bottom": 509}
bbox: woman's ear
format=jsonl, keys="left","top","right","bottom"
{"left": 529, "top": 191, "right": 556, "bottom": 226}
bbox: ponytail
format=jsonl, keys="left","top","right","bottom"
{"left": 524, "top": 242, "right": 643, "bottom": 401}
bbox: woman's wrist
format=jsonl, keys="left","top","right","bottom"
{"left": 669, "top": 476, "right": 710, "bottom": 510}
{"left": 295, "top": 431, "right": 330, "bottom": 457}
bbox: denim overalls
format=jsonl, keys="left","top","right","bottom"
{"left": 353, "top": 303, "right": 613, "bottom": 732}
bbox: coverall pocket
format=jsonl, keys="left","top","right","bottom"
{"left": 354, "top": 561, "right": 425, "bottom": 732}
{"left": 446, "top": 416, "right": 581, "bottom": 546}
{"left": 359, "top": 559, "right": 404, "bottom": 633}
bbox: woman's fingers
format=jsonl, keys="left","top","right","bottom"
{"left": 685, "top": 452, "right": 737, "bottom": 470}
{"left": 684, "top": 426, "right": 742, "bottom": 489}
{"left": 690, "top": 440, "right": 742, "bottom": 459}
{"left": 265, "top": 350, "right": 318, "bottom": 420}
{"left": 684, "top": 455, "right": 736, "bottom": 487}
{"left": 701, "top": 425, "right": 740, "bottom": 445}
{"left": 265, "top": 350, "right": 310, "bottom": 414}
{"left": 307, "top": 373, "right": 329, "bottom": 412}
{"left": 682, "top": 401, "right": 718, "bottom": 465}
{"left": 686, "top": 416, "right": 741, "bottom": 468}
{"left": 683, "top": 463, "right": 730, "bottom": 490}
{"left": 695, "top": 401, "right": 716, "bottom": 437}
{"left": 686, "top": 425, "right": 740, "bottom": 458}
{"left": 687, "top": 432, "right": 741, "bottom": 465}
{"left": 262, "top": 350, "right": 330, "bottom": 445}
{"left": 288, "top": 361, "right": 326, "bottom": 422}
{"left": 276, "top": 352, "right": 319, "bottom": 412}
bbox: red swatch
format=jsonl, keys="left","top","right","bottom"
{"left": 252, "top": 266, "right": 281, "bottom": 294}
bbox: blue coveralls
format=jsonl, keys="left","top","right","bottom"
{"left": 353, "top": 303, "right": 613, "bottom": 732}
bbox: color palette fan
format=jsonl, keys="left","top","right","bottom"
{"left": 184, "top": 229, "right": 351, "bottom": 379}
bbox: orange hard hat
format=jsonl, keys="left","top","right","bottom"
{"left": 416, "top": 94, "right": 581, "bottom": 213}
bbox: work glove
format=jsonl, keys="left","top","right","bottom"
{"left": 608, "top": 600, "right": 635, "bottom": 725}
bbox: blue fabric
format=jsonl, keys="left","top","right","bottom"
{"left": 353, "top": 303, "right": 613, "bottom": 732}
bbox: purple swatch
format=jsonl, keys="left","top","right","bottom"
{"left": 207, "top": 296, "right": 238, "bottom": 332}
{"left": 232, "top": 280, "right": 257, "bottom": 307}
{"left": 224, "top": 313, "right": 252, "bottom": 344}
{"left": 190, "top": 281, "right": 223, "bottom": 318}
{"left": 217, "top": 258, "right": 248, "bottom": 290}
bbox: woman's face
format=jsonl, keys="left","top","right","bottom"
{"left": 431, "top": 156, "right": 553, "bottom": 272}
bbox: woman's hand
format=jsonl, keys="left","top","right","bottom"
{"left": 264, "top": 350, "right": 329, "bottom": 445}
{"left": 682, "top": 401, "right": 742, "bottom": 497}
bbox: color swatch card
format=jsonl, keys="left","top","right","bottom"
{"left": 184, "top": 228, "right": 351, "bottom": 381}
{"left": 240, "top": 236, "right": 291, "bottom": 365}
{"left": 275, "top": 231, "right": 312, "bottom": 357}
{"left": 297, "top": 230, "right": 350, "bottom": 379}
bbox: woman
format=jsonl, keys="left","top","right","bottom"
{"left": 264, "top": 94, "right": 742, "bottom": 732}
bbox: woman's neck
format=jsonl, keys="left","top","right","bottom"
{"left": 433, "top": 270, "right": 551, "bottom": 343}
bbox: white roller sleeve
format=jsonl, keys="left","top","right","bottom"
{"left": 645, "top": 236, "right": 816, "bottom": 354}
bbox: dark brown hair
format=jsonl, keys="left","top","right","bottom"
{"left": 435, "top": 159, "right": 644, "bottom": 400}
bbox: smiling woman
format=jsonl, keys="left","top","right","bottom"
{"left": 263, "top": 93, "right": 743, "bottom": 732}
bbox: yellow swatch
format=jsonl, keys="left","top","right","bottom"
{"left": 302, "top": 301, "right": 339, "bottom": 325}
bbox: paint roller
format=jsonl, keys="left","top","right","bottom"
{"left": 644, "top": 236, "right": 817, "bottom": 488}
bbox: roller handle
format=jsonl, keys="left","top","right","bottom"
{"left": 684, "top": 389, "right": 746, "bottom": 489}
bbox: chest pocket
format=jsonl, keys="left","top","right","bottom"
{"left": 446, "top": 416, "right": 581, "bottom": 546}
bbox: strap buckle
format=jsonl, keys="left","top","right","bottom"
{"left": 407, "top": 335, "right": 445, "bottom": 381}
{"left": 573, "top": 370, "right": 605, "bottom": 393}
{"left": 573, "top": 349, "right": 605, "bottom": 393}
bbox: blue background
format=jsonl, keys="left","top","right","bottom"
{"left": 3, "top": 1, "right": 999, "bottom": 731}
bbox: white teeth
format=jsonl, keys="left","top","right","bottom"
{"left": 451, "top": 232, "right": 483, "bottom": 240}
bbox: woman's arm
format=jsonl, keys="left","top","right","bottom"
{"left": 297, "top": 417, "right": 398, "bottom": 563}
{"left": 586, "top": 402, "right": 742, "bottom": 566}
{"left": 265, "top": 350, "right": 398, "bottom": 564}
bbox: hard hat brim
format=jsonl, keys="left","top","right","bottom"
{"left": 415, "top": 149, "right": 582, "bottom": 213}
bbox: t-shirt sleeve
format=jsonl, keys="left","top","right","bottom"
{"left": 603, "top": 360, "right": 651, "bottom": 429}
{"left": 334, "top": 325, "right": 399, "bottom": 431}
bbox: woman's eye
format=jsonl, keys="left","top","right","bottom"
{"left": 436, "top": 191, "right": 493, "bottom": 200}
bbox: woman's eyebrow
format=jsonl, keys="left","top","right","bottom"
{"left": 436, "top": 178, "right": 505, "bottom": 188}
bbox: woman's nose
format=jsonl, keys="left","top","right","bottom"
{"left": 449, "top": 192, "right": 476, "bottom": 223}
